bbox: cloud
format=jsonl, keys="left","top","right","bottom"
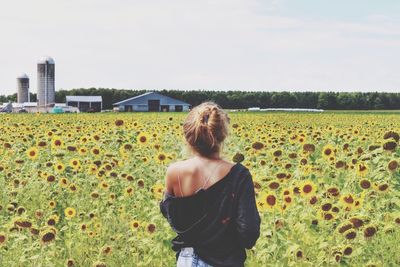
{"left": 0, "top": 0, "right": 399, "bottom": 94}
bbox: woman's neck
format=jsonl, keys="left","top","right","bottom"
{"left": 193, "top": 152, "right": 222, "bottom": 161}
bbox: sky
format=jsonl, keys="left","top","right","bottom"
{"left": 0, "top": 0, "right": 400, "bottom": 95}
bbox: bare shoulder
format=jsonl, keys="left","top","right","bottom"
{"left": 166, "top": 159, "right": 190, "bottom": 175}
{"left": 165, "top": 159, "right": 190, "bottom": 182}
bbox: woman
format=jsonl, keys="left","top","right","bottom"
{"left": 160, "top": 101, "right": 261, "bottom": 267}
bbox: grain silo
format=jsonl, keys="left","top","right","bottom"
{"left": 17, "top": 73, "right": 30, "bottom": 103}
{"left": 37, "top": 56, "right": 55, "bottom": 107}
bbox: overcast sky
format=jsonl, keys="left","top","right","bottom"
{"left": 1, "top": 0, "right": 400, "bottom": 95}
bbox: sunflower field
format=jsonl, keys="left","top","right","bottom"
{"left": 0, "top": 112, "right": 399, "bottom": 267}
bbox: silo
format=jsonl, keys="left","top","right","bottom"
{"left": 37, "top": 56, "right": 55, "bottom": 107}
{"left": 17, "top": 73, "right": 29, "bottom": 103}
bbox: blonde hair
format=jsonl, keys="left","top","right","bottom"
{"left": 183, "top": 101, "right": 230, "bottom": 157}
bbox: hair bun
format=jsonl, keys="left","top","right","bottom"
{"left": 201, "top": 114, "right": 210, "bottom": 124}
{"left": 183, "top": 101, "right": 230, "bottom": 157}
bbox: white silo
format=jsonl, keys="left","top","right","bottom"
{"left": 37, "top": 56, "right": 55, "bottom": 107}
{"left": 17, "top": 73, "right": 30, "bottom": 103}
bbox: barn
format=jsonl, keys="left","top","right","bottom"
{"left": 66, "top": 96, "right": 103, "bottom": 112}
{"left": 113, "top": 92, "right": 191, "bottom": 112}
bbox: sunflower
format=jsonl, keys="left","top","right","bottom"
{"left": 101, "top": 245, "right": 112, "bottom": 255}
{"left": 359, "top": 179, "right": 371, "bottom": 190}
{"left": 49, "top": 200, "right": 56, "bottom": 209}
{"left": 48, "top": 214, "right": 60, "bottom": 225}
{"left": 268, "top": 180, "right": 280, "bottom": 190}
{"left": 281, "top": 190, "right": 294, "bottom": 208}
{"left": 326, "top": 187, "right": 340, "bottom": 197}
{"left": 92, "top": 261, "right": 106, "bottom": 267}
{"left": 303, "top": 143, "right": 315, "bottom": 154}
{"left": 69, "top": 158, "right": 81, "bottom": 170}
{"left": 343, "top": 229, "right": 357, "bottom": 240}
{"left": 91, "top": 147, "right": 101, "bottom": 156}
{"left": 343, "top": 245, "right": 353, "bottom": 256}
{"left": 54, "top": 162, "right": 65, "bottom": 173}
{"left": 374, "top": 183, "right": 389, "bottom": 193}
{"left": 325, "top": 212, "right": 336, "bottom": 221}
{"left": 109, "top": 193, "right": 116, "bottom": 202}
{"left": 100, "top": 181, "right": 109, "bottom": 190}
{"left": 78, "top": 146, "right": 88, "bottom": 155}
{"left": 88, "top": 231, "right": 97, "bottom": 238}
{"left": 349, "top": 217, "right": 364, "bottom": 228}
{"left": 66, "top": 259, "right": 75, "bottom": 267}
{"left": 259, "top": 191, "right": 278, "bottom": 211}
{"left": 339, "top": 193, "right": 356, "bottom": 209}
{"left": 14, "top": 217, "right": 33, "bottom": 228}
{"left": 355, "top": 163, "right": 368, "bottom": 177}
{"left": 51, "top": 137, "right": 64, "bottom": 149}
{"left": 65, "top": 207, "right": 76, "bottom": 218}
{"left": 69, "top": 183, "right": 78, "bottom": 193}
{"left": 125, "top": 186, "right": 134, "bottom": 197}
{"left": 87, "top": 164, "right": 98, "bottom": 175}
{"left": 1, "top": 233, "right": 8, "bottom": 246}
{"left": 94, "top": 221, "right": 103, "bottom": 230}
{"left": 322, "top": 144, "right": 336, "bottom": 160}
{"left": 337, "top": 222, "right": 353, "bottom": 234}
{"left": 119, "top": 143, "right": 134, "bottom": 155}
{"left": 299, "top": 180, "right": 317, "bottom": 197}
{"left": 137, "top": 179, "right": 145, "bottom": 188}
{"left": 59, "top": 177, "right": 69, "bottom": 188}
{"left": 137, "top": 132, "right": 150, "bottom": 145}
{"left": 35, "top": 210, "right": 44, "bottom": 219}
{"left": 387, "top": 160, "right": 398, "bottom": 172}
{"left": 26, "top": 147, "right": 39, "bottom": 160}
{"left": 46, "top": 174, "right": 56, "bottom": 183}
{"left": 151, "top": 183, "right": 164, "bottom": 200}
{"left": 155, "top": 152, "right": 168, "bottom": 164}
{"left": 309, "top": 195, "right": 318, "bottom": 205}
{"left": 320, "top": 202, "right": 333, "bottom": 212}
{"left": 146, "top": 223, "right": 156, "bottom": 234}
{"left": 40, "top": 227, "right": 57, "bottom": 245}
{"left": 130, "top": 220, "right": 140, "bottom": 231}
{"left": 363, "top": 224, "right": 377, "bottom": 239}
{"left": 79, "top": 135, "right": 90, "bottom": 143}
{"left": 353, "top": 195, "right": 364, "bottom": 210}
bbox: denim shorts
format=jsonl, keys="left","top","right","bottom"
{"left": 177, "top": 247, "right": 213, "bottom": 267}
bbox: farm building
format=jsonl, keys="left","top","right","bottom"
{"left": 113, "top": 92, "right": 191, "bottom": 112}
{"left": 66, "top": 96, "right": 102, "bottom": 112}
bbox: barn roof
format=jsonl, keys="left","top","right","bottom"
{"left": 113, "top": 92, "right": 190, "bottom": 106}
{"left": 66, "top": 96, "right": 102, "bottom": 102}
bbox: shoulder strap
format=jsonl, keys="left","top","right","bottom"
{"left": 200, "top": 160, "right": 225, "bottom": 190}
{"left": 177, "top": 169, "right": 184, "bottom": 197}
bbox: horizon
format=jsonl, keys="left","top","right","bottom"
{"left": 1, "top": 0, "right": 399, "bottom": 94}
{"left": 3, "top": 87, "right": 400, "bottom": 98}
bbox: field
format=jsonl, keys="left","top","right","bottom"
{"left": 0, "top": 112, "right": 399, "bottom": 267}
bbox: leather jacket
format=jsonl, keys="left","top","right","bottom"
{"left": 160, "top": 162, "right": 261, "bottom": 267}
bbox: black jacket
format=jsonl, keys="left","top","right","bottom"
{"left": 159, "top": 162, "right": 261, "bottom": 267}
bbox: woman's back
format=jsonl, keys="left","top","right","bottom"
{"left": 167, "top": 157, "right": 236, "bottom": 198}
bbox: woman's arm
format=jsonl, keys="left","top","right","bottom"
{"left": 164, "top": 164, "right": 176, "bottom": 196}
{"left": 235, "top": 170, "right": 261, "bottom": 249}
{"left": 160, "top": 164, "right": 176, "bottom": 219}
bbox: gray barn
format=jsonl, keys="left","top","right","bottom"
{"left": 66, "top": 96, "right": 103, "bottom": 112}
{"left": 113, "top": 92, "right": 191, "bottom": 112}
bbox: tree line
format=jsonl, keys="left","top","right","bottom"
{"left": 0, "top": 88, "right": 399, "bottom": 110}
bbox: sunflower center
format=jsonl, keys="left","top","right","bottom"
{"left": 303, "top": 185, "right": 312, "bottom": 193}
{"left": 266, "top": 195, "right": 276, "bottom": 206}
